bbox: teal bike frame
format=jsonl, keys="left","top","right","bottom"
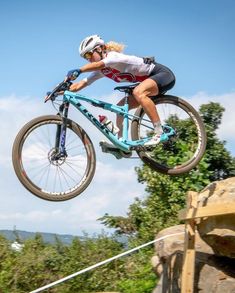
{"left": 63, "top": 90, "right": 151, "bottom": 152}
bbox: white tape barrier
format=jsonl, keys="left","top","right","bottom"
{"left": 30, "top": 232, "right": 184, "bottom": 293}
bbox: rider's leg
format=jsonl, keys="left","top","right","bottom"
{"left": 132, "top": 78, "right": 159, "bottom": 123}
{"left": 116, "top": 79, "right": 162, "bottom": 141}
{"left": 132, "top": 78, "right": 169, "bottom": 146}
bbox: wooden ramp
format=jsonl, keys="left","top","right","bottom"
{"left": 179, "top": 192, "right": 235, "bottom": 293}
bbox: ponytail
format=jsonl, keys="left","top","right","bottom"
{"left": 105, "top": 41, "right": 125, "bottom": 53}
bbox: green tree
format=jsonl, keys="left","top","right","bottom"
{"left": 0, "top": 235, "right": 16, "bottom": 292}
{"left": 5, "top": 233, "right": 64, "bottom": 293}
{"left": 200, "top": 102, "right": 235, "bottom": 180}
{"left": 116, "top": 249, "right": 157, "bottom": 293}
{"left": 100, "top": 102, "right": 235, "bottom": 242}
{"left": 59, "top": 232, "right": 124, "bottom": 292}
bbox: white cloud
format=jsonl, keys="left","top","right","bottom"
{"left": 0, "top": 166, "right": 142, "bottom": 234}
{"left": 0, "top": 210, "right": 62, "bottom": 222}
{"left": 0, "top": 95, "right": 51, "bottom": 166}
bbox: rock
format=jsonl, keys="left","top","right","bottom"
{"left": 153, "top": 225, "right": 213, "bottom": 259}
{"left": 196, "top": 177, "right": 235, "bottom": 258}
{"left": 151, "top": 178, "right": 235, "bottom": 292}
{"left": 152, "top": 225, "right": 235, "bottom": 293}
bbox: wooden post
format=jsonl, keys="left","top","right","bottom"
{"left": 181, "top": 192, "right": 197, "bottom": 293}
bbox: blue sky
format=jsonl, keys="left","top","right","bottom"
{"left": 1, "top": 0, "right": 235, "bottom": 97}
{"left": 0, "top": 0, "right": 235, "bottom": 236}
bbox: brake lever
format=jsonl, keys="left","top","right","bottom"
{"left": 44, "top": 92, "right": 57, "bottom": 103}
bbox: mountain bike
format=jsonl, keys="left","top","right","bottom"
{"left": 12, "top": 81, "right": 206, "bottom": 201}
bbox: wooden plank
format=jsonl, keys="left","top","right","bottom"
{"left": 179, "top": 202, "right": 235, "bottom": 220}
{"left": 181, "top": 220, "right": 196, "bottom": 293}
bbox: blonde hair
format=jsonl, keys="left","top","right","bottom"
{"left": 105, "top": 41, "right": 125, "bottom": 53}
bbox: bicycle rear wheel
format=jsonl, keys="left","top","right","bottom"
{"left": 131, "top": 95, "right": 207, "bottom": 175}
{"left": 12, "top": 115, "right": 96, "bottom": 201}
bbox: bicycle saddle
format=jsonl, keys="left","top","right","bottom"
{"left": 114, "top": 83, "right": 140, "bottom": 93}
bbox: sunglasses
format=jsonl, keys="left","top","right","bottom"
{"left": 84, "top": 46, "right": 102, "bottom": 60}
{"left": 84, "top": 51, "right": 94, "bottom": 60}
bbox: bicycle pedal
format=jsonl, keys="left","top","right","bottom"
{"left": 99, "top": 141, "right": 120, "bottom": 159}
{"left": 99, "top": 141, "right": 119, "bottom": 152}
{"left": 99, "top": 141, "right": 131, "bottom": 159}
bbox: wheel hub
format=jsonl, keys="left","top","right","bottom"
{"left": 48, "top": 148, "right": 67, "bottom": 166}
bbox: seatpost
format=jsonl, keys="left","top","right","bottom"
{"left": 122, "top": 91, "right": 130, "bottom": 141}
{"left": 123, "top": 91, "right": 128, "bottom": 104}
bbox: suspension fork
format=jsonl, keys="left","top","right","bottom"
{"left": 55, "top": 102, "right": 69, "bottom": 156}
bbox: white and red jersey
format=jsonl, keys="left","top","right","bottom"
{"left": 83, "top": 51, "right": 155, "bottom": 85}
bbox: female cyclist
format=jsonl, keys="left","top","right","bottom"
{"left": 64, "top": 34, "right": 176, "bottom": 146}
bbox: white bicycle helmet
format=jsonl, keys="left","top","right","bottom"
{"left": 79, "top": 35, "right": 105, "bottom": 58}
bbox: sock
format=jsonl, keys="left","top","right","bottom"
{"left": 153, "top": 121, "right": 163, "bottom": 135}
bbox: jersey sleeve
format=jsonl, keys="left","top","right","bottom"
{"left": 102, "top": 52, "right": 129, "bottom": 67}
{"left": 82, "top": 71, "right": 104, "bottom": 85}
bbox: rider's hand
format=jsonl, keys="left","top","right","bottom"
{"left": 66, "top": 69, "right": 81, "bottom": 81}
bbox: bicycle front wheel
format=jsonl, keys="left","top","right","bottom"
{"left": 131, "top": 95, "right": 207, "bottom": 175}
{"left": 12, "top": 115, "right": 96, "bottom": 201}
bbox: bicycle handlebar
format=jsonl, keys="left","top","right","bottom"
{"left": 44, "top": 80, "right": 73, "bottom": 103}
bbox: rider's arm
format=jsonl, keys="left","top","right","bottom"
{"left": 69, "top": 70, "right": 104, "bottom": 92}
{"left": 68, "top": 79, "right": 88, "bottom": 92}
{"left": 80, "top": 61, "right": 105, "bottom": 73}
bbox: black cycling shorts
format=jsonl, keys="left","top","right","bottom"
{"left": 149, "top": 63, "right": 176, "bottom": 93}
